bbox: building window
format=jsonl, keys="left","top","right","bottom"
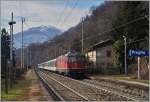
{"left": 106, "top": 50, "right": 111, "bottom": 57}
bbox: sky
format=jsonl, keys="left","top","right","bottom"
{"left": 1, "top": 0, "right": 105, "bottom": 34}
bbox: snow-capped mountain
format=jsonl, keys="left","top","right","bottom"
{"left": 14, "top": 25, "right": 62, "bottom": 48}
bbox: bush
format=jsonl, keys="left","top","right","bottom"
{"left": 128, "top": 64, "right": 137, "bottom": 74}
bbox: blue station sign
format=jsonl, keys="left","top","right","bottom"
{"left": 129, "top": 50, "right": 149, "bottom": 57}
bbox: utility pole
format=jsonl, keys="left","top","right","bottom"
{"left": 55, "top": 45, "right": 56, "bottom": 58}
{"left": 26, "top": 47, "right": 29, "bottom": 69}
{"left": 29, "top": 47, "right": 31, "bottom": 68}
{"left": 9, "top": 24, "right": 12, "bottom": 63}
{"left": 27, "top": 47, "right": 29, "bottom": 70}
{"left": 81, "top": 18, "right": 84, "bottom": 53}
{"left": 26, "top": 47, "right": 28, "bottom": 71}
{"left": 21, "top": 17, "right": 25, "bottom": 72}
{"left": 8, "top": 21, "right": 12, "bottom": 90}
{"left": 138, "top": 57, "right": 140, "bottom": 80}
{"left": 29, "top": 48, "right": 31, "bottom": 67}
{"left": 8, "top": 12, "right": 16, "bottom": 88}
{"left": 123, "top": 36, "right": 127, "bottom": 75}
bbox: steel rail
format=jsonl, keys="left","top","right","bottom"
{"left": 42, "top": 70, "right": 141, "bottom": 101}
{"left": 73, "top": 78, "right": 140, "bottom": 101}
{"left": 39, "top": 70, "right": 89, "bottom": 101}
{"left": 83, "top": 79, "right": 148, "bottom": 100}
{"left": 35, "top": 69, "right": 65, "bottom": 101}
{"left": 79, "top": 79, "right": 142, "bottom": 101}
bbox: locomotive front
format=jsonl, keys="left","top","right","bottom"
{"left": 66, "top": 52, "right": 86, "bottom": 78}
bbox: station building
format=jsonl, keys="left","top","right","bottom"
{"left": 86, "top": 39, "right": 114, "bottom": 73}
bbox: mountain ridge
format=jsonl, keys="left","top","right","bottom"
{"left": 14, "top": 25, "right": 62, "bottom": 48}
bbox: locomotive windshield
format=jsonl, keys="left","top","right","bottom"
{"left": 76, "top": 55, "right": 86, "bottom": 63}
{"left": 68, "top": 56, "right": 76, "bottom": 63}
{"left": 66, "top": 52, "right": 86, "bottom": 63}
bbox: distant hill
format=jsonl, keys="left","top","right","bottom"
{"left": 14, "top": 25, "right": 62, "bottom": 48}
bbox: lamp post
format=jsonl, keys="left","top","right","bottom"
{"left": 9, "top": 19, "right": 16, "bottom": 62}
{"left": 8, "top": 12, "right": 16, "bottom": 88}
{"left": 21, "top": 17, "right": 25, "bottom": 72}
{"left": 123, "top": 35, "right": 127, "bottom": 75}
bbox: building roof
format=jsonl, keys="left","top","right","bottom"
{"left": 87, "top": 46, "right": 94, "bottom": 52}
{"left": 92, "top": 39, "right": 113, "bottom": 49}
{"left": 64, "top": 51, "right": 85, "bottom": 57}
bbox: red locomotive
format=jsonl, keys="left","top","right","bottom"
{"left": 38, "top": 51, "right": 86, "bottom": 78}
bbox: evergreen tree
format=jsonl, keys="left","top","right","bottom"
{"left": 1, "top": 28, "right": 10, "bottom": 93}
{"left": 112, "top": 1, "right": 149, "bottom": 73}
{"left": 1, "top": 28, "right": 10, "bottom": 75}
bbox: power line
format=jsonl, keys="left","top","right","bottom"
{"left": 59, "top": 0, "right": 78, "bottom": 27}
{"left": 70, "top": 15, "right": 147, "bottom": 47}
{"left": 24, "top": 14, "right": 147, "bottom": 55}
{"left": 80, "top": 16, "right": 147, "bottom": 42}
{"left": 23, "top": 1, "right": 71, "bottom": 24}
{"left": 127, "top": 39, "right": 147, "bottom": 45}
{"left": 65, "top": 15, "right": 147, "bottom": 52}
{"left": 56, "top": 0, "right": 69, "bottom": 27}
{"left": 23, "top": 0, "right": 78, "bottom": 30}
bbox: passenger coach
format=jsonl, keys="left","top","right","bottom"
{"left": 38, "top": 51, "right": 86, "bottom": 78}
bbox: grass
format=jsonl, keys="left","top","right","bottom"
{"left": 1, "top": 76, "right": 31, "bottom": 101}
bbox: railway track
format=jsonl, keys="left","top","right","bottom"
{"left": 38, "top": 69, "right": 147, "bottom": 101}
{"left": 36, "top": 69, "right": 88, "bottom": 101}
{"left": 82, "top": 79, "right": 149, "bottom": 101}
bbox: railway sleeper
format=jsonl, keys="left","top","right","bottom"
{"left": 140, "top": 90, "right": 148, "bottom": 98}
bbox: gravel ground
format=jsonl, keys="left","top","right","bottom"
{"left": 41, "top": 70, "right": 135, "bottom": 101}
{"left": 38, "top": 71, "right": 88, "bottom": 101}
{"left": 86, "top": 75, "right": 149, "bottom": 100}
{"left": 24, "top": 69, "right": 53, "bottom": 101}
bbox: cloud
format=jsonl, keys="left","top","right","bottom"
{"left": 1, "top": 0, "right": 104, "bottom": 34}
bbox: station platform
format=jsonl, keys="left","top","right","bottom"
{"left": 88, "top": 74, "right": 149, "bottom": 88}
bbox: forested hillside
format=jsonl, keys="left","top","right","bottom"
{"left": 15, "top": 1, "right": 149, "bottom": 70}
{"left": 112, "top": 1, "right": 149, "bottom": 75}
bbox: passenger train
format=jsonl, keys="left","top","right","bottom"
{"left": 38, "top": 51, "right": 87, "bottom": 78}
